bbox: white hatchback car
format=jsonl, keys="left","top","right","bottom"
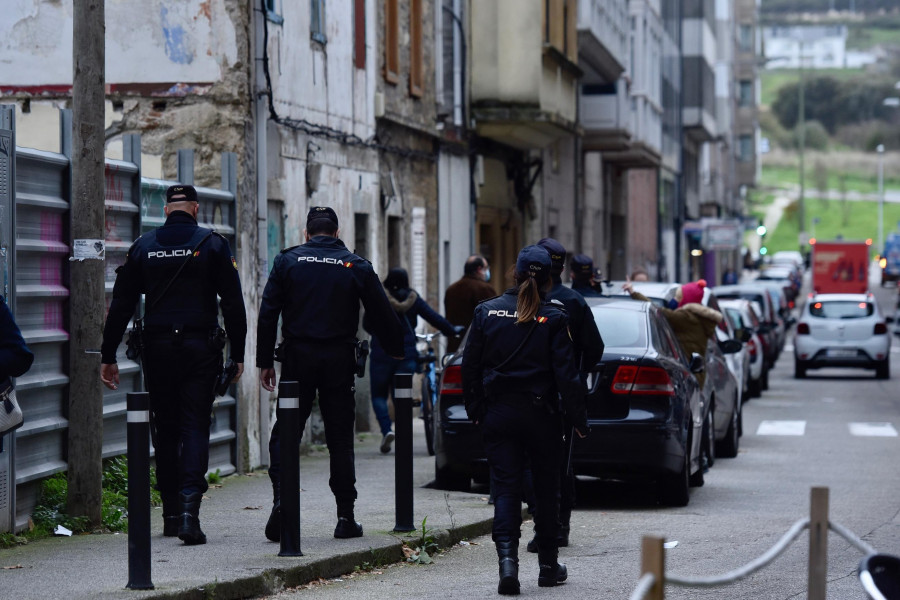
{"left": 794, "top": 293, "right": 891, "bottom": 379}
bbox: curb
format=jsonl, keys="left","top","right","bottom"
{"left": 138, "top": 517, "right": 496, "bottom": 600}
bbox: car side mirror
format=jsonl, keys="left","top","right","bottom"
{"left": 719, "top": 339, "right": 743, "bottom": 354}
{"left": 738, "top": 329, "right": 752, "bottom": 343}
{"left": 689, "top": 353, "right": 705, "bottom": 373}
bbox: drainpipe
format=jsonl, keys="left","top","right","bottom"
{"left": 254, "top": 0, "right": 269, "bottom": 466}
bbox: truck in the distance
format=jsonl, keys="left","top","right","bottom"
{"left": 810, "top": 240, "right": 871, "bottom": 295}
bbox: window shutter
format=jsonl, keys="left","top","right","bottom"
{"left": 409, "top": 0, "right": 424, "bottom": 97}
{"left": 385, "top": 0, "right": 399, "bottom": 83}
{"left": 354, "top": 0, "right": 366, "bottom": 69}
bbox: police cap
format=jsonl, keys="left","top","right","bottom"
{"left": 537, "top": 237, "right": 566, "bottom": 273}
{"left": 307, "top": 206, "right": 339, "bottom": 230}
{"left": 166, "top": 184, "right": 198, "bottom": 203}
{"left": 570, "top": 253, "right": 594, "bottom": 278}
{"left": 516, "top": 245, "right": 551, "bottom": 283}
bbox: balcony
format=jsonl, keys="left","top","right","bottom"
{"left": 470, "top": 0, "right": 581, "bottom": 149}
{"left": 577, "top": 0, "right": 628, "bottom": 82}
{"left": 581, "top": 85, "right": 631, "bottom": 152}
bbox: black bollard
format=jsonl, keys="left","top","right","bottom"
{"left": 278, "top": 380, "right": 303, "bottom": 557}
{"left": 393, "top": 372, "right": 415, "bottom": 532}
{"left": 126, "top": 392, "right": 154, "bottom": 590}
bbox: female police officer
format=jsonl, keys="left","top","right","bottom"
{"left": 461, "top": 245, "right": 588, "bottom": 595}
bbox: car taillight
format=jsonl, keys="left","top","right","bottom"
{"left": 611, "top": 365, "right": 674, "bottom": 396}
{"left": 440, "top": 365, "right": 463, "bottom": 395}
{"left": 797, "top": 323, "right": 810, "bottom": 335}
{"left": 874, "top": 322, "right": 888, "bottom": 335}
{"left": 747, "top": 338, "right": 757, "bottom": 357}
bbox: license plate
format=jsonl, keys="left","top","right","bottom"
{"left": 827, "top": 349, "right": 856, "bottom": 358}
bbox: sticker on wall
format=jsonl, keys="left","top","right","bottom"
{"left": 71, "top": 239, "right": 106, "bottom": 261}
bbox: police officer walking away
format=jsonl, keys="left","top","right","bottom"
{"left": 257, "top": 207, "right": 404, "bottom": 542}
{"left": 101, "top": 184, "right": 247, "bottom": 546}
{"left": 462, "top": 245, "right": 588, "bottom": 595}
{"left": 530, "top": 238, "right": 604, "bottom": 551}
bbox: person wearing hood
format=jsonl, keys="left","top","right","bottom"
{"left": 623, "top": 279, "right": 723, "bottom": 388}
{"left": 366, "top": 267, "right": 463, "bottom": 453}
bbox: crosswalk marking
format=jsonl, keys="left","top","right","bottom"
{"left": 848, "top": 423, "right": 898, "bottom": 437}
{"left": 756, "top": 420, "right": 806, "bottom": 436}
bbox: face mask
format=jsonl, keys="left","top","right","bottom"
{"left": 667, "top": 298, "right": 679, "bottom": 310}
{"left": 484, "top": 269, "right": 491, "bottom": 283}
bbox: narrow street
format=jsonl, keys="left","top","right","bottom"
{"left": 267, "top": 277, "right": 900, "bottom": 600}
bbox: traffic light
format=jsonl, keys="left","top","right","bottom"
{"left": 757, "top": 225, "right": 767, "bottom": 237}
{"left": 760, "top": 246, "right": 768, "bottom": 255}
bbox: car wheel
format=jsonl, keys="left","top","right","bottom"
{"left": 434, "top": 464, "right": 471, "bottom": 492}
{"left": 701, "top": 406, "right": 715, "bottom": 469}
{"left": 716, "top": 400, "right": 740, "bottom": 458}
{"left": 876, "top": 359, "right": 890, "bottom": 380}
{"left": 761, "top": 367, "right": 770, "bottom": 390}
{"left": 794, "top": 359, "right": 806, "bottom": 379}
{"left": 659, "top": 447, "right": 690, "bottom": 507}
{"left": 748, "top": 376, "right": 762, "bottom": 398}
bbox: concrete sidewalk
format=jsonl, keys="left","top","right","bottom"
{"left": 0, "top": 423, "right": 495, "bottom": 600}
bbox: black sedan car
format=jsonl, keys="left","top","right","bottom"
{"left": 571, "top": 297, "right": 705, "bottom": 506}
{"left": 434, "top": 297, "right": 705, "bottom": 506}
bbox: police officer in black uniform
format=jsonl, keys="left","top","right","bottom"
{"left": 101, "top": 184, "right": 247, "bottom": 546}
{"left": 257, "top": 206, "right": 404, "bottom": 542}
{"left": 462, "top": 245, "right": 588, "bottom": 595}
{"left": 570, "top": 253, "right": 603, "bottom": 298}
{"left": 521, "top": 238, "right": 604, "bottom": 551}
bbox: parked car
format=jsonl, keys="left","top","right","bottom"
{"left": 748, "top": 281, "right": 796, "bottom": 339}
{"left": 719, "top": 298, "right": 766, "bottom": 398}
{"left": 572, "top": 297, "right": 706, "bottom": 506}
{"left": 794, "top": 293, "right": 891, "bottom": 379}
{"left": 628, "top": 282, "right": 743, "bottom": 464}
{"left": 717, "top": 307, "right": 750, "bottom": 405}
{"left": 755, "top": 267, "right": 799, "bottom": 307}
{"left": 713, "top": 284, "right": 781, "bottom": 370}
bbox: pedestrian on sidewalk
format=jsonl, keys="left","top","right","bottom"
{"left": 443, "top": 255, "right": 496, "bottom": 353}
{"left": 100, "top": 184, "right": 247, "bottom": 546}
{"left": 462, "top": 245, "right": 588, "bottom": 595}
{"left": 257, "top": 206, "right": 404, "bottom": 543}
{"left": 366, "top": 267, "right": 462, "bottom": 454}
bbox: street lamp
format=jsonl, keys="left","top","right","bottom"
{"left": 878, "top": 144, "right": 885, "bottom": 254}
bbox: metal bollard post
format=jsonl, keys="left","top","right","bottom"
{"left": 125, "top": 392, "right": 154, "bottom": 590}
{"left": 393, "top": 373, "right": 415, "bottom": 532}
{"left": 641, "top": 536, "right": 665, "bottom": 600}
{"left": 808, "top": 487, "right": 829, "bottom": 600}
{"left": 278, "top": 381, "right": 303, "bottom": 557}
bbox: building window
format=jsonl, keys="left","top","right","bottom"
{"left": 409, "top": 0, "right": 424, "bottom": 97}
{"left": 738, "top": 80, "right": 753, "bottom": 107}
{"left": 385, "top": 0, "right": 399, "bottom": 83}
{"left": 310, "top": 0, "right": 326, "bottom": 44}
{"left": 739, "top": 24, "right": 753, "bottom": 52}
{"left": 354, "top": 0, "right": 366, "bottom": 69}
{"left": 265, "top": 0, "right": 284, "bottom": 24}
{"left": 738, "top": 135, "right": 754, "bottom": 162}
{"left": 544, "top": 0, "right": 577, "bottom": 60}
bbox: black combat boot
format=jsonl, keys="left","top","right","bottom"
{"left": 537, "top": 544, "right": 567, "bottom": 587}
{"left": 177, "top": 492, "right": 207, "bottom": 546}
{"left": 496, "top": 539, "right": 520, "bottom": 595}
{"left": 557, "top": 510, "right": 571, "bottom": 548}
{"left": 162, "top": 492, "right": 179, "bottom": 537}
{"left": 526, "top": 524, "right": 538, "bottom": 553}
{"left": 265, "top": 483, "right": 281, "bottom": 542}
{"left": 333, "top": 517, "right": 363, "bottom": 539}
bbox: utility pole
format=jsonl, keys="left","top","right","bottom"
{"left": 67, "top": 0, "right": 106, "bottom": 525}
{"left": 878, "top": 144, "right": 885, "bottom": 253}
{"left": 797, "top": 42, "right": 807, "bottom": 247}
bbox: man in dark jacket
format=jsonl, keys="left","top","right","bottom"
{"left": 444, "top": 255, "right": 496, "bottom": 353}
{"left": 0, "top": 296, "right": 34, "bottom": 381}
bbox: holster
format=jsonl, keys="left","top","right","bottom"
{"left": 125, "top": 318, "right": 144, "bottom": 361}
{"left": 354, "top": 339, "right": 370, "bottom": 378}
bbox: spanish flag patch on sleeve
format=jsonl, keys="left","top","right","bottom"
{"left": 231, "top": 257, "right": 238, "bottom": 270}
{"left": 536, "top": 316, "right": 548, "bottom": 324}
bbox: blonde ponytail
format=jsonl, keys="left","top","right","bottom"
{"left": 516, "top": 276, "right": 542, "bottom": 325}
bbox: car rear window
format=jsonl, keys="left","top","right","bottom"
{"left": 592, "top": 308, "right": 647, "bottom": 348}
{"left": 809, "top": 301, "right": 874, "bottom": 319}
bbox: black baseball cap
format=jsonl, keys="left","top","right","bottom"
{"left": 166, "top": 184, "right": 198, "bottom": 203}
{"left": 307, "top": 206, "right": 339, "bottom": 229}
{"left": 570, "top": 253, "right": 594, "bottom": 278}
{"left": 516, "top": 245, "right": 551, "bottom": 282}
{"left": 537, "top": 237, "right": 566, "bottom": 273}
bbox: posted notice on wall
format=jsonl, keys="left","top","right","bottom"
{"left": 71, "top": 239, "right": 105, "bottom": 261}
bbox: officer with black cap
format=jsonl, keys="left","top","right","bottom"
{"left": 462, "top": 245, "right": 588, "bottom": 595}
{"left": 525, "top": 238, "right": 604, "bottom": 551}
{"left": 258, "top": 206, "right": 404, "bottom": 542}
{"left": 101, "top": 184, "right": 247, "bottom": 546}
{"left": 570, "top": 253, "right": 602, "bottom": 297}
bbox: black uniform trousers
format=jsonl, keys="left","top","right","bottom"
{"left": 143, "top": 333, "right": 221, "bottom": 498}
{"left": 483, "top": 395, "right": 562, "bottom": 552}
{"left": 268, "top": 341, "right": 358, "bottom": 518}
